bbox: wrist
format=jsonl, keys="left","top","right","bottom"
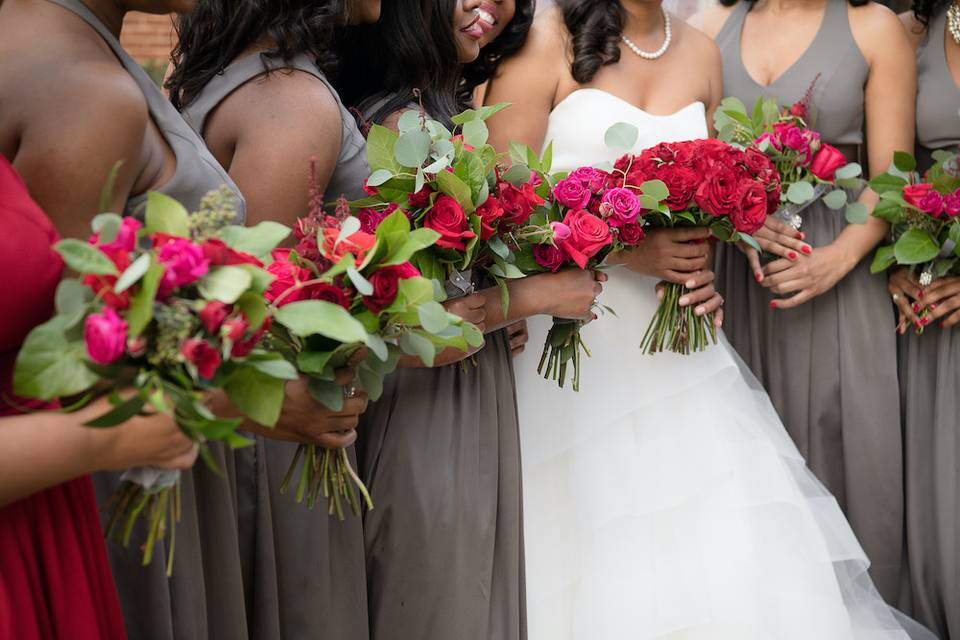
{"left": 516, "top": 274, "right": 555, "bottom": 317}
{"left": 823, "top": 242, "right": 858, "bottom": 276}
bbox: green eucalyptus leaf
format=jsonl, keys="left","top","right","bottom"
{"left": 845, "top": 202, "right": 869, "bottom": 224}
{"left": 13, "top": 316, "right": 99, "bottom": 400}
{"left": 462, "top": 322, "right": 484, "bottom": 348}
{"left": 833, "top": 163, "right": 863, "bottom": 181}
{"left": 54, "top": 239, "right": 119, "bottom": 276}
{"left": 198, "top": 266, "right": 253, "bottom": 304}
{"left": 739, "top": 233, "right": 761, "bottom": 252}
{"left": 417, "top": 301, "right": 451, "bottom": 333}
{"left": 639, "top": 179, "right": 669, "bottom": 202}
{"left": 397, "top": 109, "right": 422, "bottom": 133}
{"left": 235, "top": 291, "right": 267, "bottom": 331}
{"left": 91, "top": 212, "right": 123, "bottom": 244}
{"left": 275, "top": 300, "right": 369, "bottom": 343}
{"left": 144, "top": 191, "right": 190, "bottom": 237}
{"left": 220, "top": 221, "right": 291, "bottom": 258}
{"left": 502, "top": 164, "right": 531, "bottom": 187}
{"left": 336, "top": 216, "right": 362, "bottom": 246}
{"left": 55, "top": 279, "right": 90, "bottom": 317}
{"left": 114, "top": 253, "right": 152, "bottom": 293}
{"left": 399, "top": 331, "right": 436, "bottom": 367}
{"left": 224, "top": 366, "right": 285, "bottom": 427}
{"left": 347, "top": 266, "right": 374, "bottom": 296}
{"left": 822, "top": 189, "right": 848, "bottom": 210}
{"left": 244, "top": 357, "right": 299, "bottom": 380}
{"left": 297, "top": 350, "right": 335, "bottom": 374}
{"left": 395, "top": 129, "right": 432, "bottom": 167}
{"left": 786, "top": 181, "right": 816, "bottom": 205}
{"left": 127, "top": 258, "right": 162, "bottom": 337}
{"left": 307, "top": 377, "right": 344, "bottom": 411}
{"left": 604, "top": 122, "right": 639, "bottom": 152}
{"left": 462, "top": 119, "right": 489, "bottom": 148}
{"left": 366, "top": 125, "right": 401, "bottom": 173}
{"left": 364, "top": 333, "right": 389, "bottom": 361}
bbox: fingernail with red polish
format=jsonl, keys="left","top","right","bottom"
{"left": 913, "top": 303, "right": 921, "bottom": 313}
{"left": 931, "top": 303, "right": 938, "bottom": 310}
{"left": 801, "top": 245, "right": 812, "bottom": 255}
{"left": 788, "top": 251, "right": 798, "bottom": 260}
{"left": 769, "top": 301, "right": 778, "bottom": 309}
{"left": 755, "top": 271, "right": 762, "bottom": 282}
{"left": 797, "top": 232, "right": 805, "bottom": 240}
{"left": 940, "top": 322, "right": 946, "bottom": 329}
{"left": 918, "top": 290, "right": 925, "bottom": 299}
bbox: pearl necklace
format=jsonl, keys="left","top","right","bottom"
{"left": 621, "top": 8, "right": 672, "bottom": 60}
{"left": 948, "top": 4, "right": 960, "bottom": 46}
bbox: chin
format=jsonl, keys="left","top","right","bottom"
{"left": 457, "top": 42, "right": 481, "bottom": 64}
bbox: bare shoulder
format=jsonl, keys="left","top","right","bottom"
{"left": 849, "top": 1, "right": 913, "bottom": 57}
{"left": 675, "top": 17, "right": 722, "bottom": 63}
{"left": 898, "top": 10, "right": 926, "bottom": 49}
{"left": 688, "top": 4, "right": 736, "bottom": 39}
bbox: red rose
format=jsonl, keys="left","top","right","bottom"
{"left": 201, "top": 238, "right": 263, "bottom": 267}
{"left": 742, "top": 147, "right": 776, "bottom": 182}
{"left": 657, "top": 165, "right": 700, "bottom": 212}
{"left": 555, "top": 209, "right": 612, "bottom": 269}
{"left": 322, "top": 227, "right": 376, "bottom": 264}
{"left": 231, "top": 316, "right": 271, "bottom": 358}
{"left": 264, "top": 249, "right": 313, "bottom": 306}
{"left": 533, "top": 243, "right": 566, "bottom": 272}
{"left": 181, "top": 338, "right": 222, "bottom": 379}
{"left": 789, "top": 101, "right": 808, "bottom": 120}
{"left": 809, "top": 145, "right": 847, "bottom": 181}
{"left": 732, "top": 179, "right": 768, "bottom": 235}
{"left": 304, "top": 281, "right": 353, "bottom": 309}
{"left": 364, "top": 263, "right": 420, "bottom": 313}
{"left": 695, "top": 168, "right": 740, "bottom": 218}
{"left": 553, "top": 177, "right": 592, "bottom": 209}
{"left": 424, "top": 195, "right": 476, "bottom": 251}
{"left": 407, "top": 186, "right": 434, "bottom": 209}
{"left": 903, "top": 183, "right": 936, "bottom": 210}
{"left": 82, "top": 245, "right": 132, "bottom": 309}
{"left": 357, "top": 204, "right": 399, "bottom": 234}
{"left": 766, "top": 181, "right": 782, "bottom": 214}
{"left": 618, "top": 222, "right": 645, "bottom": 246}
{"left": 222, "top": 315, "right": 249, "bottom": 341}
{"left": 497, "top": 181, "right": 543, "bottom": 227}
{"left": 200, "top": 301, "right": 231, "bottom": 335}
{"left": 476, "top": 196, "right": 505, "bottom": 240}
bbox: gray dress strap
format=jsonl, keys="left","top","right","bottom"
{"left": 715, "top": 0, "right": 903, "bottom": 603}
{"left": 45, "top": 0, "right": 245, "bottom": 220}
{"left": 915, "top": 8, "right": 960, "bottom": 170}
{"left": 182, "top": 51, "right": 369, "bottom": 201}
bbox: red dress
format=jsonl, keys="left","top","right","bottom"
{"left": 0, "top": 156, "right": 126, "bottom": 639}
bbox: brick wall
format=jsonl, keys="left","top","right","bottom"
{"left": 119, "top": 12, "right": 175, "bottom": 64}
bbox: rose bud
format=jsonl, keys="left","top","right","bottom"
{"left": 200, "top": 301, "right": 231, "bottom": 335}
{"left": 181, "top": 338, "right": 222, "bottom": 379}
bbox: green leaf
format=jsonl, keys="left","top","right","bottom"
{"left": 487, "top": 236, "right": 510, "bottom": 260}
{"left": 786, "top": 181, "right": 816, "bottom": 205}
{"left": 461, "top": 119, "right": 489, "bottom": 148}
{"left": 336, "top": 216, "right": 362, "bottom": 247}
{"left": 127, "top": 258, "right": 163, "bottom": 337}
{"left": 235, "top": 291, "right": 267, "bottom": 331}
{"left": 91, "top": 212, "right": 123, "bottom": 244}
{"left": 400, "top": 331, "right": 436, "bottom": 367}
{"left": 238, "top": 263, "right": 274, "bottom": 294}
{"left": 198, "top": 266, "right": 253, "bottom": 304}
{"left": 364, "top": 333, "right": 389, "bottom": 361}
{"left": 541, "top": 142, "right": 554, "bottom": 174}
{"left": 604, "top": 122, "right": 639, "bottom": 151}
{"left": 501, "top": 164, "right": 531, "bottom": 187}
{"left": 220, "top": 221, "right": 291, "bottom": 258}
{"left": 245, "top": 357, "right": 299, "bottom": 380}
{"left": 462, "top": 322, "right": 484, "bottom": 348}
{"left": 13, "top": 317, "right": 99, "bottom": 400}
{"left": 297, "top": 350, "right": 335, "bottom": 374}
{"left": 868, "top": 172, "right": 909, "bottom": 194}
{"left": 894, "top": 228, "right": 940, "bottom": 265}
{"left": 436, "top": 170, "right": 474, "bottom": 211}
{"left": 508, "top": 141, "right": 529, "bottom": 166}
{"left": 144, "top": 191, "right": 190, "bottom": 237}
{"left": 739, "top": 233, "right": 761, "bottom": 252}
{"left": 55, "top": 278, "right": 90, "bottom": 317}
{"left": 870, "top": 244, "right": 896, "bottom": 273}
{"left": 395, "top": 129, "right": 432, "bottom": 167}
{"left": 382, "top": 228, "right": 440, "bottom": 266}
{"left": 98, "top": 161, "right": 123, "bottom": 214}
{"left": 893, "top": 151, "right": 917, "bottom": 174}
{"left": 397, "top": 109, "right": 422, "bottom": 133}
{"left": 224, "top": 367, "right": 285, "bottom": 427}
{"left": 949, "top": 221, "right": 960, "bottom": 247}
{"left": 84, "top": 394, "right": 146, "bottom": 428}
{"left": 639, "top": 179, "right": 669, "bottom": 202}
{"left": 54, "top": 239, "right": 119, "bottom": 276}
{"left": 822, "top": 189, "right": 848, "bottom": 210}
{"left": 347, "top": 266, "right": 374, "bottom": 295}
{"left": 114, "top": 253, "right": 151, "bottom": 293}
{"left": 834, "top": 163, "right": 863, "bottom": 181}
{"left": 307, "top": 376, "right": 343, "bottom": 411}
{"left": 366, "top": 169, "right": 394, "bottom": 187}
{"left": 417, "top": 301, "right": 451, "bottom": 333}
{"left": 367, "top": 125, "right": 401, "bottom": 173}
{"left": 274, "top": 300, "right": 369, "bottom": 343}
{"left": 844, "top": 202, "right": 869, "bottom": 224}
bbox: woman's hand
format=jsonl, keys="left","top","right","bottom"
{"left": 740, "top": 217, "right": 812, "bottom": 282}
{"left": 541, "top": 268, "right": 607, "bottom": 321}
{"left": 95, "top": 403, "right": 198, "bottom": 472}
{"left": 888, "top": 268, "right": 923, "bottom": 332}
{"left": 762, "top": 243, "right": 856, "bottom": 309}
{"left": 914, "top": 276, "right": 960, "bottom": 329}
{"left": 615, "top": 227, "right": 712, "bottom": 283}
{"left": 506, "top": 320, "right": 529, "bottom": 357}
{"left": 399, "top": 293, "right": 487, "bottom": 368}
{"left": 657, "top": 270, "right": 725, "bottom": 328}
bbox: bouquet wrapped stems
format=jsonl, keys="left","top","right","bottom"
{"left": 537, "top": 319, "right": 589, "bottom": 391}
{"left": 640, "top": 282, "right": 717, "bottom": 355}
{"left": 103, "top": 475, "right": 182, "bottom": 576}
{"left": 280, "top": 443, "right": 373, "bottom": 519}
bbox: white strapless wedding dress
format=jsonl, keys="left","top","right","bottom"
{"left": 515, "top": 89, "right": 932, "bottom": 640}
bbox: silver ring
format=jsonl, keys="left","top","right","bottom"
{"left": 892, "top": 293, "right": 900, "bottom": 303}
{"left": 343, "top": 384, "right": 357, "bottom": 399}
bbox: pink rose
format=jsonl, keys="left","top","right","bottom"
{"left": 89, "top": 217, "right": 141, "bottom": 253}
{"left": 903, "top": 183, "right": 942, "bottom": 216}
{"left": 553, "top": 177, "right": 592, "bottom": 210}
{"left": 200, "top": 301, "right": 231, "bottom": 335}
{"left": 82, "top": 246, "right": 132, "bottom": 310}
{"left": 533, "top": 244, "right": 566, "bottom": 272}
{"left": 264, "top": 249, "right": 312, "bottom": 306}
{"left": 555, "top": 209, "right": 612, "bottom": 269}
{"left": 773, "top": 123, "right": 808, "bottom": 157}
{"left": 754, "top": 132, "right": 782, "bottom": 152}
{"left": 550, "top": 221, "right": 572, "bottom": 242}
{"left": 181, "top": 338, "right": 222, "bottom": 379}
{"left": 157, "top": 238, "right": 209, "bottom": 298}
{"left": 222, "top": 315, "right": 249, "bottom": 341}
{"left": 943, "top": 191, "right": 960, "bottom": 217}
{"left": 917, "top": 191, "right": 946, "bottom": 217}
{"left": 84, "top": 307, "right": 128, "bottom": 365}
{"left": 364, "top": 263, "right": 420, "bottom": 313}
{"left": 618, "top": 222, "right": 645, "bottom": 246}
{"left": 569, "top": 166, "right": 610, "bottom": 192}
{"left": 732, "top": 179, "right": 768, "bottom": 235}
{"left": 600, "top": 187, "right": 642, "bottom": 226}
{"left": 809, "top": 145, "right": 847, "bottom": 182}
{"left": 424, "top": 195, "right": 476, "bottom": 251}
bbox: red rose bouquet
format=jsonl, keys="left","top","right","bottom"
{"left": 714, "top": 87, "right": 866, "bottom": 229}
{"left": 616, "top": 137, "right": 780, "bottom": 354}
{"left": 870, "top": 149, "right": 960, "bottom": 332}
{"left": 268, "top": 173, "right": 483, "bottom": 514}
{"left": 14, "top": 182, "right": 289, "bottom": 574}
{"left": 354, "top": 103, "right": 536, "bottom": 309}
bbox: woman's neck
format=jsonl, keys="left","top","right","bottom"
{"left": 620, "top": 0, "right": 664, "bottom": 37}
{"left": 80, "top": 0, "right": 125, "bottom": 37}
{"left": 754, "top": 0, "right": 828, "bottom": 14}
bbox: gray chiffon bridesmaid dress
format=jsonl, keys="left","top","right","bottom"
{"left": 715, "top": 0, "right": 904, "bottom": 601}
{"left": 898, "top": 8, "right": 960, "bottom": 638}
{"left": 355, "top": 101, "right": 526, "bottom": 640}
{"left": 182, "top": 51, "right": 370, "bottom": 640}
{"left": 44, "top": 1, "right": 251, "bottom": 638}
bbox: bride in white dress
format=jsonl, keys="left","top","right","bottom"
{"left": 486, "top": 3, "right": 934, "bottom": 639}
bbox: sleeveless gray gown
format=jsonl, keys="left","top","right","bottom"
{"left": 44, "top": 2, "right": 251, "bottom": 638}
{"left": 354, "top": 102, "right": 526, "bottom": 640}
{"left": 181, "top": 52, "right": 370, "bottom": 640}
{"left": 897, "top": 8, "right": 960, "bottom": 638}
{"left": 715, "top": 0, "right": 904, "bottom": 602}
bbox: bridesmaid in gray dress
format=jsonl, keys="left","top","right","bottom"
{"left": 336, "top": 2, "right": 602, "bottom": 637}
{"left": 889, "top": 3, "right": 960, "bottom": 636}
{"left": 692, "top": 0, "right": 916, "bottom": 601}
{"left": 169, "top": 2, "right": 380, "bottom": 638}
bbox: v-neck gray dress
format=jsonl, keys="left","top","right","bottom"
{"left": 44, "top": 2, "right": 251, "bottom": 639}
{"left": 715, "top": 0, "right": 903, "bottom": 602}
{"left": 354, "top": 101, "right": 526, "bottom": 640}
{"left": 897, "top": 8, "right": 960, "bottom": 638}
{"left": 181, "top": 51, "right": 369, "bottom": 640}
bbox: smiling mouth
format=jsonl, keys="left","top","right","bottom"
{"left": 460, "top": 12, "right": 490, "bottom": 39}
{"left": 476, "top": 7, "right": 497, "bottom": 28}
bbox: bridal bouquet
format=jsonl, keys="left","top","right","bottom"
{"left": 714, "top": 89, "right": 867, "bottom": 229}
{"left": 869, "top": 149, "right": 960, "bottom": 332}
{"left": 269, "top": 172, "right": 483, "bottom": 514}
{"left": 617, "top": 138, "right": 780, "bottom": 354}
{"left": 13, "top": 183, "right": 289, "bottom": 574}
{"left": 354, "top": 103, "right": 534, "bottom": 308}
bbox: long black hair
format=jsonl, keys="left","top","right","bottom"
{"left": 556, "top": 0, "right": 624, "bottom": 84}
{"left": 167, "top": 0, "right": 348, "bottom": 110}
{"left": 911, "top": 0, "right": 950, "bottom": 26}
{"left": 336, "top": 0, "right": 462, "bottom": 127}
{"left": 458, "top": 0, "right": 536, "bottom": 106}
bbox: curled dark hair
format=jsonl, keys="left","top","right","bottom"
{"left": 911, "top": 0, "right": 950, "bottom": 27}
{"left": 558, "top": 0, "right": 625, "bottom": 84}
{"left": 458, "top": 0, "right": 536, "bottom": 106}
{"left": 718, "top": 0, "right": 868, "bottom": 6}
{"left": 336, "top": 0, "right": 462, "bottom": 128}
{"left": 167, "top": 0, "right": 348, "bottom": 110}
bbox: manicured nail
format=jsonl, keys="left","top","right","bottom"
{"left": 679, "top": 296, "right": 690, "bottom": 306}
{"left": 657, "top": 288, "right": 664, "bottom": 300}
{"left": 922, "top": 317, "right": 930, "bottom": 325}
{"left": 801, "top": 245, "right": 812, "bottom": 255}
{"left": 931, "top": 303, "right": 938, "bottom": 310}
{"left": 695, "top": 306, "right": 705, "bottom": 316}
{"left": 913, "top": 303, "right": 921, "bottom": 313}
{"left": 918, "top": 290, "right": 925, "bottom": 299}
{"left": 899, "top": 325, "right": 906, "bottom": 335}
{"left": 915, "top": 320, "right": 923, "bottom": 328}
{"left": 788, "top": 251, "right": 798, "bottom": 260}
{"left": 755, "top": 271, "right": 763, "bottom": 282}
{"left": 686, "top": 279, "right": 695, "bottom": 288}
{"left": 769, "top": 301, "right": 778, "bottom": 309}
{"left": 796, "top": 232, "right": 805, "bottom": 240}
